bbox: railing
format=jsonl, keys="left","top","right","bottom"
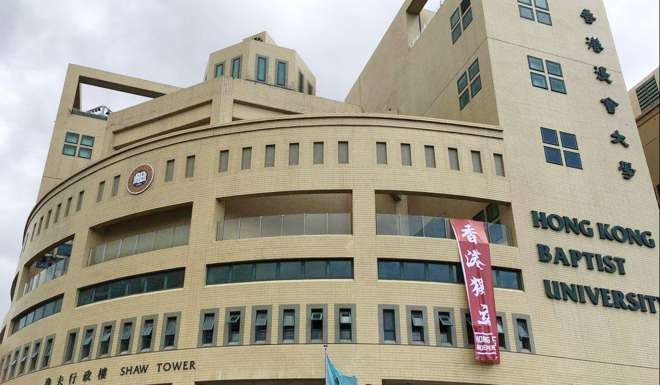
{"left": 220, "top": 213, "right": 352, "bottom": 240}
{"left": 375, "top": 214, "right": 510, "bottom": 246}
{"left": 22, "top": 258, "right": 69, "bottom": 296}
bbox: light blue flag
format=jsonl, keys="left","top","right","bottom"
{"left": 326, "top": 356, "right": 358, "bottom": 385}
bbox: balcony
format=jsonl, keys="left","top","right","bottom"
{"left": 21, "top": 240, "right": 72, "bottom": 296}
{"left": 221, "top": 213, "right": 351, "bottom": 240}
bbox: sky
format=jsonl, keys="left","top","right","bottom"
{"left": 0, "top": 0, "right": 658, "bottom": 318}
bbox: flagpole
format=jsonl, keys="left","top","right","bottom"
{"left": 323, "top": 343, "right": 328, "bottom": 381}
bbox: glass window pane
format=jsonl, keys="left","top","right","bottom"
{"left": 518, "top": 0, "right": 532, "bottom": 4}
{"left": 530, "top": 72, "right": 548, "bottom": 89}
{"left": 305, "top": 213, "right": 327, "bottom": 235}
{"left": 80, "top": 135, "right": 94, "bottom": 147}
{"left": 265, "top": 145, "right": 275, "bottom": 167}
{"left": 260, "top": 215, "right": 282, "bottom": 237}
{"left": 241, "top": 147, "right": 252, "bottom": 169}
{"left": 450, "top": 9, "right": 460, "bottom": 28}
{"left": 457, "top": 73, "right": 468, "bottom": 93}
{"left": 401, "top": 143, "right": 412, "bottom": 166}
{"left": 127, "top": 277, "right": 145, "bottom": 295}
{"left": 172, "top": 224, "right": 189, "bottom": 246}
{"left": 279, "top": 261, "right": 303, "bottom": 280}
{"left": 376, "top": 214, "right": 399, "bottom": 235}
{"left": 136, "top": 231, "right": 155, "bottom": 254}
{"left": 428, "top": 263, "right": 456, "bottom": 283}
{"left": 255, "top": 262, "right": 277, "bottom": 281}
{"left": 165, "top": 159, "right": 175, "bottom": 181}
{"left": 459, "top": 90, "right": 470, "bottom": 109}
{"left": 451, "top": 25, "right": 462, "bottom": 43}
{"left": 471, "top": 151, "right": 483, "bottom": 173}
{"left": 185, "top": 156, "right": 195, "bottom": 177}
{"left": 276, "top": 61, "right": 287, "bottom": 87}
{"left": 462, "top": 8, "right": 473, "bottom": 29}
{"left": 207, "top": 265, "right": 231, "bottom": 284}
{"left": 400, "top": 215, "right": 423, "bottom": 236}
{"left": 378, "top": 261, "right": 401, "bottom": 280}
{"left": 62, "top": 144, "right": 77, "bottom": 156}
{"left": 154, "top": 227, "right": 174, "bottom": 250}
{"left": 145, "top": 274, "right": 165, "bottom": 292}
{"left": 78, "top": 147, "right": 92, "bottom": 159}
{"left": 104, "top": 239, "right": 121, "bottom": 261}
{"left": 231, "top": 264, "right": 254, "bottom": 283}
{"left": 496, "top": 269, "right": 522, "bottom": 289}
{"left": 424, "top": 146, "right": 436, "bottom": 168}
{"left": 338, "top": 141, "right": 349, "bottom": 164}
{"left": 65, "top": 132, "right": 79, "bottom": 144}
{"left": 165, "top": 270, "right": 184, "bottom": 289}
{"left": 231, "top": 57, "right": 241, "bottom": 79}
{"left": 460, "top": 0, "right": 470, "bottom": 13}
{"left": 422, "top": 216, "right": 446, "bottom": 238}
{"left": 328, "top": 213, "right": 351, "bottom": 234}
{"left": 534, "top": 0, "right": 549, "bottom": 10}
{"left": 93, "top": 285, "right": 109, "bottom": 302}
{"left": 448, "top": 148, "right": 460, "bottom": 170}
{"left": 541, "top": 127, "right": 559, "bottom": 145}
{"left": 549, "top": 77, "right": 566, "bottom": 94}
{"left": 527, "top": 56, "right": 544, "bottom": 72}
{"left": 518, "top": 5, "right": 535, "bottom": 20}
{"left": 305, "top": 260, "right": 327, "bottom": 279}
{"left": 328, "top": 260, "right": 353, "bottom": 278}
{"left": 376, "top": 142, "right": 387, "bottom": 164}
{"left": 494, "top": 154, "right": 505, "bottom": 176}
{"left": 546, "top": 61, "right": 562, "bottom": 77}
{"left": 313, "top": 142, "right": 324, "bottom": 164}
{"left": 78, "top": 289, "right": 93, "bottom": 306}
{"left": 109, "top": 280, "right": 127, "bottom": 298}
{"left": 470, "top": 76, "right": 482, "bottom": 97}
{"left": 256, "top": 56, "right": 267, "bottom": 82}
{"left": 222, "top": 218, "right": 239, "bottom": 240}
{"left": 563, "top": 151, "right": 582, "bottom": 169}
{"left": 214, "top": 62, "right": 224, "bottom": 78}
{"left": 544, "top": 146, "right": 563, "bottom": 165}
{"left": 402, "top": 262, "right": 426, "bottom": 281}
{"left": 219, "top": 150, "right": 229, "bottom": 172}
{"left": 239, "top": 217, "right": 260, "bottom": 238}
{"left": 560, "top": 132, "right": 578, "bottom": 149}
{"left": 536, "top": 10, "right": 551, "bottom": 25}
{"left": 283, "top": 214, "right": 304, "bottom": 235}
{"left": 289, "top": 143, "right": 299, "bottom": 165}
{"left": 487, "top": 223, "right": 508, "bottom": 245}
{"left": 468, "top": 60, "right": 480, "bottom": 80}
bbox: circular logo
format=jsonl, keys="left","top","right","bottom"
{"left": 127, "top": 164, "right": 155, "bottom": 195}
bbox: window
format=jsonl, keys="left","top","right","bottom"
{"left": 76, "top": 190, "right": 84, "bottom": 211}
{"left": 400, "top": 143, "right": 412, "bottom": 166}
{"left": 111, "top": 175, "right": 120, "bottom": 196}
{"left": 231, "top": 57, "right": 241, "bottom": 79}
{"left": 77, "top": 269, "right": 185, "bottom": 306}
{"left": 518, "top": 0, "right": 552, "bottom": 25}
{"left": 275, "top": 60, "right": 288, "bottom": 87}
{"left": 165, "top": 159, "right": 175, "bottom": 181}
{"left": 28, "top": 341, "right": 40, "bottom": 371}
{"left": 219, "top": 150, "right": 229, "bottom": 172}
{"left": 381, "top": 307, "right": 398, "bottom": 343}
{"left": 471, "top": 151, "right": 483, "bottom": 173}
{"left": 514, "top": 315, "right": 534, "bottom": 353}
{"left": 62, "top": 131, "right": 94, "bottom": 158}
{"left": 448, "top": 148, "right": 460, "bottom": 170}
{"left": 253, "top": 309, "right": 269, "bottom": 344}
{"left": 289, "top": 143, "right": 299, "bottom": 165}
{"left": 436, "top": 310, "right": 454, "bottom": 346}
{"left": 226, "top": 310, "right": 243, "bottom": 345}
{"left": 98, "top": 325, "right": 113, "bottom": 356}
{"left": 424, "top": 145, "right": 436, "bottom": 168}
{"left": 200, "top": 311, "right": 216, "bottom": 346}
{"left": 214, "top": 62, "right": 224, "bottom": 78}
{"left": 54, "top": 203, "right": 61, "bottom": 223}
{"left": 162, "top": 315, "right": 179, "bottom": 349}
{"left": 450, "top": 0, "right": 473, "bottom": 44}
{"left": 307, "top": 82, "right": 314, "bottom": 95}
{"left": 309, "top": 308, "right": 324, "bottom": 343}
{"left": 96, "top": 181, "right": 105, "bottom": 202}
{"left": 41, "top": 337, "right": 53, "bottom": 368}
{"left": 338, "top": 141, "right": 349, "bottom": 164}
{"left": 45, "top": 209, "right": 51, "bottom": 229}
{"left": 497, "top": 316, "right": 507, "bottom": 349}
{"left": 265, "top": 145, "right": 276, "bottom": 167}
{"left": 207, "top": 259, "right": 353, "bottom": 285}
{"left": 494, "top": 154, "right": 505, "bottom": 176}
{"left": 63, "top": 331, "right": 77, "bottom": 363}
{"left": 540, "top": 128, "right": 581, "bottom": 169}
{"left": 241, "top": 147, "right": 252, "bottom": 169}
{"left": 376, "top": 142, "right": 387, "bottom": 164}
{"left": 119, "top": 322, "right": 133, "bottom": 353}
{"left": 140, "top": 319, "right": 155, "bottom": 351}
{"left": 256, "top": 56, "right": 268, "bottom": 82}
{"left": 458, "top": 58, "right": 481, "bottom": 109}
{"left": 37, "top": 216, "right": 43, "bottom": 235}
{"left": 65, "top": 131, "right": 79, "bottom": 144}
{"left": 80, "top": 328, "right": 94, "bottom": 360}
{"left": 185, "top": 155, "right": 195, "bottom": 177}
{"left": 11, "top": 295, "right": 63, "bottom": 334}
{"left": 313, "top": 142, "right": 324, "bottom": 164}
{"left": 298, "top": 71, "right": 304, "bottom": 93}
{"left": 281, "top": 308, "right": 296, "bottom": 343}
{"left": 336, "top": 307, "right": 354, "bottom": 343}
{"left": 493, "top": 268, "right": 524, "bottom": 290}
{"left": 528, "top": 55, "right": 565, "bottom": 93}
{"left": 409, "top": 309, "right": 426, "bottom": 343}
{"left": 464, "top": 313, "right": 474, "bottom": 346}
{"left": 65, "top": 197, "right": 72, "bottom": 216}
{"left": 18, "top": 345, "right": 28, "bottom": 374}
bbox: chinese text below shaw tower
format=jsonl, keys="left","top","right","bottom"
{"left": 1, "top": 1, "right": 658, "bottom": 385}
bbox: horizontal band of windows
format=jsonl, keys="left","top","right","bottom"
{"left": 23, "top": 239, "right": 72, "bottom": 296}
{"left": 77, "top": 268, "right": 185, "bottom": 306}
{"left": 220, "top": 213, "right": 351, "bottom": 240}
{"left": 376, "top": 214, "right": 510, "bottom": 246}
{"left": 12, "top": 295, "right": 63, "bottom": 334}
{"left": 89, "top": 224, "right": 190, "bottom": 265}
{"left": 207, "top": 259, "right": 353, "bottom": 285}
{"left": 377, "top": 259, "right": 523, "bottom": 290}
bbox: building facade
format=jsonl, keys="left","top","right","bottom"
{"left": 1, "top": 1, "right": 658, "bottom": 385}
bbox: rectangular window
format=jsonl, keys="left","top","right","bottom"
{"left": 76, "top": 191, "right": 84, "bottom": 211}
{"left": 45, "top": 210, "right": 51, "bottom": 229}
{"left": 78, "top": 269, "right": 185, "bottom": 306}
{"left": 309, "top": 308, "right": 324, "bottom": 342}
{"left": 400, "top": 143, "right": 412, "bottom": 166}
{"left": 241, "top": 147, "right": 252, "bottom": 170}
{"left": 307, "top": 82, "right": 313, "bottom": 95}
{"left": 65, "top": 197, "right": 72, "bottom": 217}
{"left": 64, "top": 331, "right": 77, "bottom": 363}
{"left": 163, "top": 316, "right": 178, "bottom": 348}
{"left": 471, "top": 150, "right": 483, "bottom": 173}
{"left": 140, "top": 319, "right": 155, "bottom": 351}
{"left": 313, "top": 142, "right": 324, "bottom": 164}
{"left": 464, "top": 313, "right": 474, "bottom": 346}
{"left": 376, "top": 142, "right": 387, "bottom": 164}
{"left": 41, "top": 337, "right": 53, "bottom": 368}
{"left": 65, "top": 131, "right": 79, "bottom": 144}
{"left": 382, "top": 308, "right": 397, "bottom": 343}
{"left": 219, "top": 150, "right": 229, "bottom": 172}
{"left": 529, "top": 55, "right": 565, "bottom": 93}
{"left": 29, "top": 341, "right": 40, "bottom": 371}
{"left": 81, "top": 135, "right": 95, "bottom": 147}
{"left": 518, "top": 0, "right": 551, "bottom": 25}
{"left": 78, "top": 147, "right": 92, "bottom": 159}
{"left": 338, "top": 141, "right": 349, "bottom": 164}
{"left": 96, "top": 181, "right": 105, "bottom": 202}
{"left": 437, "top": 311, "right": 454, "bottom": 346}
{"left": 458, "top": 58, "right": 481, "bottom": 108}
{"left": 338, "top": 308, "right": 353, "bottom": 342}
{"left": 448, "top": 148, "right": 460, "bottom": 170}
{"left": 98, "top": 325, "right": 112, "bottom": 356}
{"left": 298, "top": 71, "right": 304, "bottom": 93}
{"left": 253, "top": 310, "right": 268, "bottom": 343}
{"left": 497, "top": 316, "right": 507, "bottom": 349}
{"left": 54, "top": 203, "right": 61, "bottom": 223}
{"left": 165, "top": 159, "right": 175, "bottom": 181}
{"left": 207, "top": 259, "right": 353, "bottom": 285}
{"left": 201, "top": 312, "right": 216, "bottom": 346}
{"left": 111, "top": 175, "right": 120, "bottom": 196}
{"left": 282, "top": 309, "right": 296, "bottom": 343}
{"left": 256, "top": 56, "right": 268, "bottom": 82}
{"left": 424, "top": 145, "right": 436, "bottom": 168}
{"left": 80, "top": 328, "right": 94, "bottom": 360}
{"left": 231, "top": 57, "right": 241, "bottom": 79}
{"left": 494, "top": 154, "right": 505, "bottom": 176}
{"left": 450, "top": 0, "right": 473, "bottom": 44}
{"left": 276, "top": 61, "right": 287, "bottom": 87}
{"left": 410, "top": 310, "right": 425, "bottom": 343}
{"left": 289, "top": 143, "right": 300, "bottom": 165}
{"left": 119, "top": 322, "right": 133, "bottom": 353}
{"left": 214, "top": 62, "right": 224, "bottom": 78}
{"left": 227, "top": 311, "right": 242, "bottom": 344}
{"left": 541, "top": 128, "right": 581, "bottom": 169}
{"left": 265, "top": 145, "right": 276, "bottom": 167}
{"left": 18, "top": 345, "right": 28, "bottom": 374}
{"left": 185, "top": 155, "right": 195, "bottom": 178}
{"left": 515, "top": 317, "right": 533, "bottom": 352}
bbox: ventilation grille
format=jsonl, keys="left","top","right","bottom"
{"left": 636, "top": 77, "right": 659, "bottom": 112}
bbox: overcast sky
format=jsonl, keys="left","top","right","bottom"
{"left": 0, "top": 0, "right": 658, "bottom": 318}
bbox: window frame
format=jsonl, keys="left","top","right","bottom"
{"left": 185, "top": 155, "right": 195, "bottom": 178}
{"left": 138, "top": 315, "right": 158, "bottom": 353}
{"left": 251, "top": 306, "right": 272, "bottom": 345}
{"left": 214, "top": 62, "right": 225, "bottom": 78}
{"left": 255, "top": 55, "right": 268, "bottom": 83}
{"left": 434, "top": 307, "right": 457, "bottom": 347}
{"left": 165, "top": 159, "right": 175, "bottom": 181}
{"left": 379, "top": 305, "right": 400, "bottom": 344}
{"left": 306, "top": 304, "right": 328, "bottom": 344}
{"left": 117, "top": 318, "right": 136, "bottom": 355}
{"left": 96, "top": 321, "right": 115, "bottom": 358}
{"left": 513, "top": 314, "right": 535, "bottom": 353}
{"left": 241, "top": 147, "right": 252, "bottom": 170}
{"left": 276, "top": 60, "right": 288, "bottom": 87}
{"left": 264, "top": 144, "right": 276, "bottom": 167}
{"left": 160, "top": 312, "right": 181, "bottom": 350}
{"left": 278, "top": 305, "right": 300, "bottom": 344}
{"left": 406, "top": 306, "right": 429, "bottom": 345}
{"left": 62, "top": 328, "right": 79, "bottom": 364}
{"left": 198, "top": 308, "right": 219, "bottom": 347}
{"left": 496, "top": 313, "right": 510, "bottom": 351}
{"left": 334, "top": 304, "right": 356, "bottom": 344}
{"left": 79, "top": 325, "right": 96, "bottom": 361}
{"left": 224, "top": 307, "right": 245, "bottom": 346}
{"left": 231, "top": 56, "right": 242, "bottom": 79}
{"left": 219, "top": 150, "right": 230, "bottom": 172}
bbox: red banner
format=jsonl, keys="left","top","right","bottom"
{"left": 450, "top": 219, "right": 500, "bottom": 364}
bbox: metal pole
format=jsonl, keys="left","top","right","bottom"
{"left": 323, "top": 343, "right": 328, "bottom": 383}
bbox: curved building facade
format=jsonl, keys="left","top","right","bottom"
{"left": 1, "top": 2, "right": 658, "bottom": 385}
